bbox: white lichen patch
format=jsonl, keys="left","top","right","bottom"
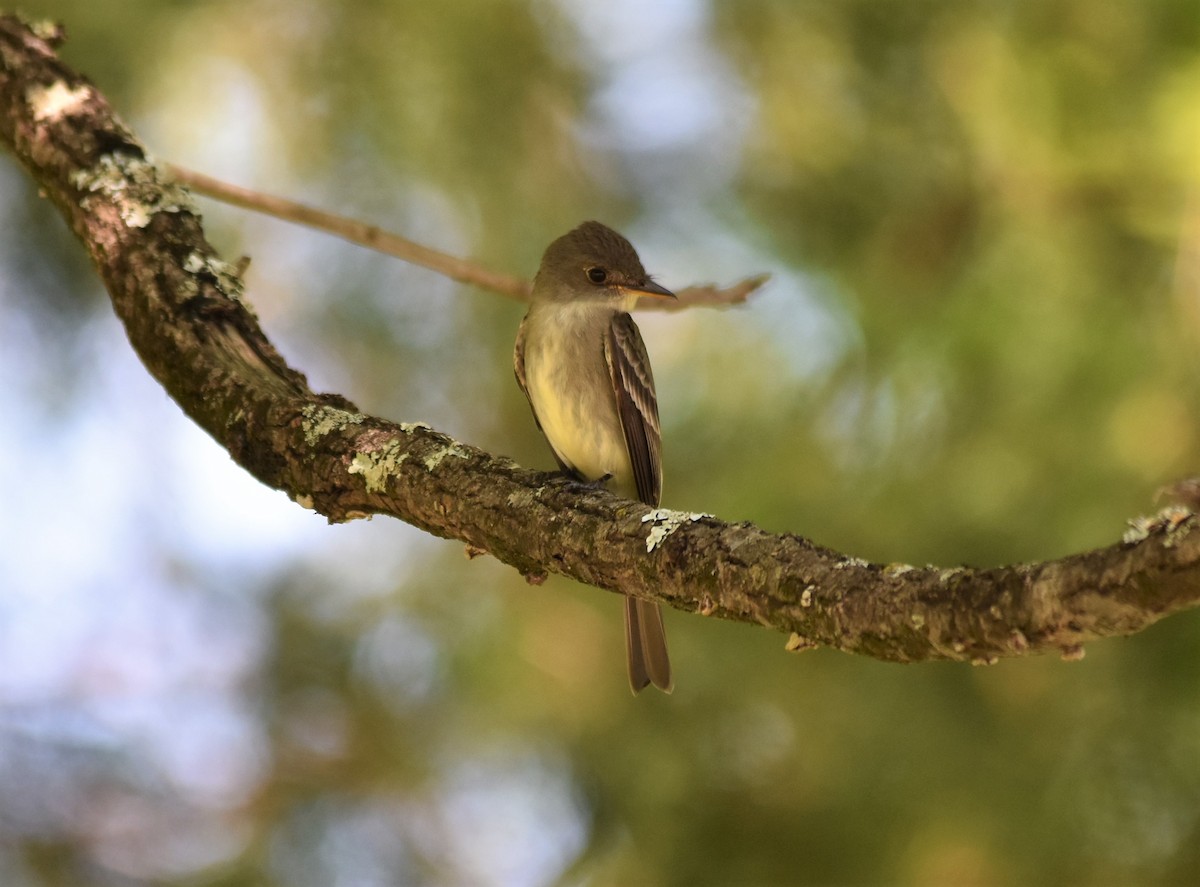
{"left": 423, "top": 440, "right": 469, "bottom": 471}
{"left": 300, "top": 404, "right": 364, "bottom": 445}
{"left": 1123, "top": 505, "right": 1194, "bottom": 547}
{"left": 883, "top": 562, "right": 916, "bottom": 578}
{"left": 785, "top": 633, "right": 817, "bottom": 653}
{"left": 398, "top": 421, "right": 432, "bottom": 434}
{"left": 641, "top": 508, "right": 710, "bottom": 553}
{"left": 1060, "top": 645, "right": 1086, "bottom": 662}
{"left": 1122, "top": 518, "right": 1152, "bottom": 545}
{"left": 506, "top": 489, "right": 536, "bottom": 509}
{"left": 28, "top": 80, "right": 90, "bottom": 122}
{"left": 17, "top": 16, "right": 63, "bottom": 42}
{"left": 349, "top": 441, "right": 408, "bottom": 494}
{"left": 184, "top": 251, "right": 245, "bottom": 301}
{"left": 71, "top": 154, "right": 196, "bottom": 228}
{"left": 834, "top": 557, "right": 869, "bottom": 570}
{"left": 800, "top": 585, "right": 815, "bottom": 607}
{"left": 222, "top": 407, "right": 246, "bottom": 432}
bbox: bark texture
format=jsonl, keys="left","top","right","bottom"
{"left": 3, "top": 14, "right": 1198, "bottom": 666}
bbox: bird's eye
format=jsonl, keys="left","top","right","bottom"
{"left": 586, "top": 267, "right": 607, "bottom": 284}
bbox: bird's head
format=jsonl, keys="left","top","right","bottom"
{"left": 532, "top": 221, "right": 675, "bottom": 308}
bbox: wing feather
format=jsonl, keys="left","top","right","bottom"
{"left": 605, "top": 313, "right": 662, "bottom": 507}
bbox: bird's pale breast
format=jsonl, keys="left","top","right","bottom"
{"left": 522, "top": 304, "right": 635, "bottom": 496}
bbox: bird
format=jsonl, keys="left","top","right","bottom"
{"left": 514, "top": 221, "right": 674, "bottom": 693}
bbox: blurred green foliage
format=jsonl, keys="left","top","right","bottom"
{"left": 2, "top": 0, "right": 1199, "bottom": 884}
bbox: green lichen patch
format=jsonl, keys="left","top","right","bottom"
{"left": 300, "top": 404, "right": 364, "bottom": 445}
{"left": 349, "top": 440, "right": 409, "bottom": 494}
{"left": 422, "top": 440, "right": 469, "bottom": 471}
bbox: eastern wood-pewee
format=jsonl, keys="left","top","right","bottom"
{"left": 514, "top": 221, "right": 675, "bottom": 693}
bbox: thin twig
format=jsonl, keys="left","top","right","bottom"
{"left": 166, "top": 164, "right": 533, "bottom": 299}
{"left": 166, "top": 164, "right": 769, "bottom": 310}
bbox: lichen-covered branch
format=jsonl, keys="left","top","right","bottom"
{"left": 3, "top": 13, "right": 1199, "bottom": 666}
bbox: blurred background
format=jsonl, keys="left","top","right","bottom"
{"left": 1, "top": 1, "right": 1198, "bottom": 884}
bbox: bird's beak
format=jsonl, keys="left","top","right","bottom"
{"left": 621, "top": 280, "right": 676, "bottom": 301}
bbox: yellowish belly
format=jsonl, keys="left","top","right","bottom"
{"left": 524, "top": 331, "right": 633, "bottom": 490}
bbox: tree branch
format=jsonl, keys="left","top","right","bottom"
{"left": 3, "top": 13, "right": 1199, "bottom": 666}
{"left": 166, "top": 163, "right": 535, "bottom": 300}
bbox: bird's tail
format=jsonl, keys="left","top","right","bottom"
{"left": 625, "top": 596, "right": 672, "bottom": 694}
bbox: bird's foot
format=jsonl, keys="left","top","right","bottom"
{"left": 564, "top": 472, "right": 613, "bottom": 494}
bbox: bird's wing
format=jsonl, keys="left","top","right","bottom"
{"left": 605, "top": 312, "right": 662, "bottom": 507}
{"left": 513, "top": 315, "right": 533, "bottom": 412}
